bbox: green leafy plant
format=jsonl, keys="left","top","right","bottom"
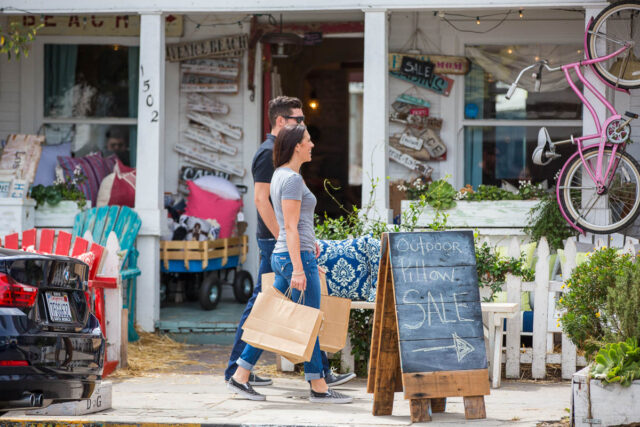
{"left": 30, "top": 167, "right": 88, "bottom": 209}
{"left": 524, "top": 192, "right": 577, "bottom": 251}
{"left": 424, "top": 177, "right": 457, "bottom": 210}
{"left": 475, "top": 240, "right": 534, "bottom": 301}
{"left": 347, "top": 308, "right": 374, "bottom": 377}
{"left": 0, "top": 21, "right": 42, "bottom": 60}
{"left": 591, "top": 338, "right": 640, "bottom": 386}
{"left": 558, "top": 248, "right": 634, "bottom": 356}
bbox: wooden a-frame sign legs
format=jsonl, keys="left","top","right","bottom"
{"left": 367, "top": 233, "right": 490, "bottom": 422}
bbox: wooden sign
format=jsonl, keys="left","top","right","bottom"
{"left": 368, "top": 232, "right": 490, "bottom": 422}
{"left": 187, "top": 112, "right": 243, "bottom": 140}
{"left": 390, "top": 115, "right": 443, "bottom": 131}
{"left": 181, "top": 73, "right": 239, "bottom": 94}
{"left": 174, "top": 144, "right": 244, "bottom": 177}
{"left": 180, "top": 166, "right": 229, "bottom": 181}
{"left": 167, "top": 34, "right": 248, "bottom": 62}
{"left": 396, "top": 94, "right": 430, "bottom": 108}
{"left": 184, "top": 126, "right": 237, "bottom": 156}
{"left": 401, "top": 56, "right": 435, "bottom": 81}
{"left": 390, "top": 70, "right": 454, "bottom": 96}
{"left": 10, "top": 15, "right": 183, "bottom": 37}
{"left": 187, "top": 94, "right": 230, "bottom": 115}
{"left": 389, "top": 147, "right": 433, "bottom": 178}
{"left": 389, "top": 53, "right": 470, "bottom": 75}
{"left": 181, "top": 59, "right": 240, "bottom": 79}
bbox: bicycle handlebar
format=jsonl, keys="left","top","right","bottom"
{"left": 505, "top": 60, "right": 562, "bottom": 100}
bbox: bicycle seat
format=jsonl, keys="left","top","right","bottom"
{"left": 532, "top": 127, "right": 557, "bottom": 166}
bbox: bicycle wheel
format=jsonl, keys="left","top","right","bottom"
{"left": 557, "top": 146, "right": 640, "bottom": 233}
{"left": 586, "top": 1, "right": 640, "bottom": 89}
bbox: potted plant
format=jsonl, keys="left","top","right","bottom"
{"left": 559, "top": 248, "right": 640, "bottom": 425}
{"left": 400, "top": 178, "right": 545, "bottom": 229}
{"left": 31, "top": 166, "right": 88, "bottom": 228}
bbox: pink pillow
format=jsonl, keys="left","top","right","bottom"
{"left": 110, "top": 159, "right": 136, "bottom": 207}
{"left": 184, "top": 181, "right": 242, "bottom": 238}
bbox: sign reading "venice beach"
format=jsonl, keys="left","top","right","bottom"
{"left": 388, "top": 231, "right": 487, "bottom": 374}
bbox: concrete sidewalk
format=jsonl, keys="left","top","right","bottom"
{"left": 2, "top": 375, "right": 570, "bottom": 426}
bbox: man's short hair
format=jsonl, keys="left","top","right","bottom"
{"left": 268, "top": 96, "right": 302, "bottom": 127}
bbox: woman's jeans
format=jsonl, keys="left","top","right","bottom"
{"left": 237, "top": 251, "right": 324, "bottom": 381}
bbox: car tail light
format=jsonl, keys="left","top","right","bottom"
{"left": 0, "top": 360, "right": 29, "bottom": 366}
{"left": 0, "top": 273, "right": 38, "bottom": 308}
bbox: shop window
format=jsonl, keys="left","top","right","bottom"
{"left": 43, "top": 44, "right": 138, "bottom": 167}
{"left": 463, "top": 45, "right": 584, "bottom": 187}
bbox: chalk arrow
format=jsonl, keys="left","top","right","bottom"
{"left": 412, "top": 332, "right": 475, "bottom": 362}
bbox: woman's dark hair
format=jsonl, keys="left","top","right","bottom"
{"left": 273, "top": 124, "right": 306, "bottom": 168}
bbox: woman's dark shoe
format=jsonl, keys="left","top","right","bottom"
{"left": 309, "top": 388, "right": 353, "bottom": 404}
{"left": 227, "top": 377, "right": 266, "bottom": 401}
{"left": 249, "top": 373, "right": 273, "bottom": 386}
{"left": 325, "top": 372, "right": 356, "bottom": 387}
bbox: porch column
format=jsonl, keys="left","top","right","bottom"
{"left": 135, "top": 13, "right": 165, "bottom": 332}
{"left": 362, "top": 9, "right": 390, "bottom": 222}
{"left": 583, "top": 7, "right": 607, "bottom": 138}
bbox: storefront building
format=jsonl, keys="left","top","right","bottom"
{"left": 0, "top": 0, "right": 624, "bottom": 332}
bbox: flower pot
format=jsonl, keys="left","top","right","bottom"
{"left": 34, "top": 200, "right": 86, "bottom": 229}
{"left": 401, "top": 199, "right": 540, "bottom": 228}
{"left": 572, "top": 366, "right": 640, "bottom": 426}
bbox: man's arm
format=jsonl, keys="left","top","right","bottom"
{"left": 254, "top": 182, "right": 279, "bottom": 239}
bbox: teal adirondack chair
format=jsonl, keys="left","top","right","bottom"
{"left": 73, "top": 206, "right": 142, "bottom": 342}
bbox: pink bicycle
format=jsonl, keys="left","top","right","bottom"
{"left": 507, "top": 1, "right": 640, "bottom": 234}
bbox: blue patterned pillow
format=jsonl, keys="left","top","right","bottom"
{"left": 317, "top": 235, "right": 381, "bottom": 302}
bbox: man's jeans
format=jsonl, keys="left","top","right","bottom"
{"left": 224, "top": 239, "right": 332, "bottom": 380}
{"left": 237, "top": 251, "right": 324, "bottom": 380}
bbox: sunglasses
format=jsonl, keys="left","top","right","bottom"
{"left": 283, "top": 115, "right": 305, "bottom": 124}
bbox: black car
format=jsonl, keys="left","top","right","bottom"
{"left": 0, "top": 248, "right": 105, "bottom": 411}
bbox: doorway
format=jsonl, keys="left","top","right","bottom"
{"left": 269, "top": 36, "right": 364, "bottom": 216}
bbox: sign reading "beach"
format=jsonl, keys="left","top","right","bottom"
{"left": 388, "top": 231, "right": 487, "bottom": 374}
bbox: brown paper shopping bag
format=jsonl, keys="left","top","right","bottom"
{"left": 241, "top": 290, "right": 323, "bottom": 364}
{"left": 318, "top": 271, "right": 352, "bottom": 353}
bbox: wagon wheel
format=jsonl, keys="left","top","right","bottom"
{"left": 199, "top": 271, "right": 222, "bottom": 310}
{"left": 233, "top": 270, "right": 254, "bottom": 303}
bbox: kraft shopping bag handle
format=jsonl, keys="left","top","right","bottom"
{"left": 284, "top": 286, "right": 305, "bottom": 305}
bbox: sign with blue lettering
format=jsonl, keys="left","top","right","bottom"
{"left": 390, "top": 70, "right": 454, "bottom": 96}
{"left": 368, "top": 231, "right": 489, "bottom": 422}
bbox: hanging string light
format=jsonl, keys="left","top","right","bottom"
{"left": 519, "top": 9, "right": 524, "bottom": 19}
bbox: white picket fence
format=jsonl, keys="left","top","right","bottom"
{"left": 498, "top": 233, "right": 639, "bottom": 380}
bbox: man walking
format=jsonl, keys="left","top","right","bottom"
{"left": 224, "top": 96, "right": 355, "bottom": 388}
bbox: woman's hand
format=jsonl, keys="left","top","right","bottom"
{"left": 291, "top": 271, "right": 307, "bottom": 291}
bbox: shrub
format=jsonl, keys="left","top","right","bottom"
{"left": 524, "top": 192, "right": 577, "bottom": 251}
{"left": 475, "top": 240, "right": 534, "bottom": 302}
{"left": 558, "top": 247, "right": 634, "bottom": 356}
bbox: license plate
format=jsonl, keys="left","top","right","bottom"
{"left": 46, "top": 292, "right": 73, "bottom": 323}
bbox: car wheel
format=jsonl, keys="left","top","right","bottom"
{"left": 199, "top": 272, "right": 222, "bottom": 310}
{"left": 233, "top": 270, "right": 254, "bottom": 304}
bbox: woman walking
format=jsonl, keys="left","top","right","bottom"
{"left": 228, "top": 124, "right": 353, "bottom": 404}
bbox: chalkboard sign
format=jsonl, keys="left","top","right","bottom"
{"left": 368, "top": 231, "right": 489, "bottom": 423}
{"left": 389, "top": 231, "right": 487, "bottom": 373}
{"left": 401, "top": 56, "right": 435, "bottom": 81}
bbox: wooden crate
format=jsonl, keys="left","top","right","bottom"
{"left": 160, "top": 236, "right": 248, "bottom": 272}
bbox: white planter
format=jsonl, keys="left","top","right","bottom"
{"left": 0, "top": 198, "right": 36, "bottom": 236}
{"left": 572, "top": 366, "right": 640, "bottom": 426}
{"left": 34, "top": 200, "right": 85, "bottom": 229}
{"left": 401, "top": 199, "right": 540, "bottom": 229}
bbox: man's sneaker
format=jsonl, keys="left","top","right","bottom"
{"left": 249, "top": 373, "right": 273, "bottom": 386}
{"left": 309, "top": 388, "right": 353, "bottom": 404}
{"left": 325, "top": 371, "right": 356, "bottom": 387}
{"left": 227, "top": 377, "right": 266, "bottom": 401}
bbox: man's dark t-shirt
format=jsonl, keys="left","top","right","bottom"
{"left": 252, "top": 134, "right": 276, "bottom": 239}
